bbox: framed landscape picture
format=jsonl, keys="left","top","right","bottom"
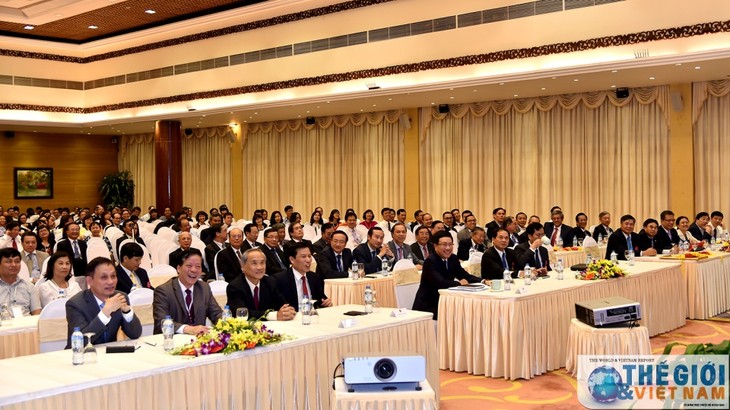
{"left": 14, "top": 168, "right": 53, "bottom": 199}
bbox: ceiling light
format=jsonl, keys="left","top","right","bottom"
{"left": 449, "top": 96, "right": 454, "bottom": 99}
{"left": 551, "top": 77, "right": 557, "bottom": 80}
{"left": 23, "top": 25, "right": 34, "bottom": 30}
{"left": 541, "top": 87, "right": 546, "bottom": 91}
{"left": 387, "top": 98, "right": 392, "bottom": 101}
{"left": 88, "top": 25, "right": 98, "bottom": 29}
{"left": 145, "top": 9, "right": 156, "bottom": 14}
{"left": 372, "top": 104, "right": 377, "bottom": 107}
{"left": 695, "top": 66, "right": 701, "bottom": 70}
{"left": 573, "top": 79, "right": 579, "bottom": 82}
{"left": 675, "top": 63, "right": 682, "bottom": 66}
{"left": 649, "top": 76, "right": 655, "bottom": 80}
{"left": 229, "top": 123, "right": 237, "bottom": 127}
{"left": 499, "top": 82, "right": 504, "bottom": 86}
{"left": 472, "top": 89, "right": 477, "bottom": 92}
{"left": 513, "top": 94, "right": 518, "bottom": 97}
{"left": 611, "top": 70, "right": 618, "bottom": 73}
{"left": 611, "top": 85, "right": 616, "bottom": 88}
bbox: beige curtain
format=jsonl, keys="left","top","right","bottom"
{"left": 182, "top": 127, "right": 233, "bottom": 213}
{"left": 694, "top": 80, "right": 730, "bottom": 217}
{"left": 420, "top": 87, "right": 670, "bottom": 225}
{"left": 243, "top": 112, "right": 404, "bottom": 216}
{"left": 118, "top": 134, "right": 156, "bottom": 209}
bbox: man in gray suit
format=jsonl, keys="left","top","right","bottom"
{"left": 153, "top": 248, "right": 222, "bottom": 335}
{"left": 20, "top": 231, "right": 48, "bottom": 284}
{"left": 387, "top": 223, "right": 422, "bottom": 266}
{"left": 65, "top": 257, "right": 142, "bottom": 348}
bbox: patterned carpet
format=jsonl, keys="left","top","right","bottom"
{"left": 438, "top": 318, "right": 730, "bottom": 409}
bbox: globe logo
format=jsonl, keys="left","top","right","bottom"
{"left": 587, "top": 365, "right": 623, "bottom": 403}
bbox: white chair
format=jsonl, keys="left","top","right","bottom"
{"left": 18, "top": 262, "right": 30, "bottom": 283}
{"left": 86, "top": 237, "right": 111, "bottom": 261}
{"left": 128, "top": 288, "right": 154, "bottom": 337}
{"left": 41, "top": 257, "right": 50, "bottom": 276}
{"left": 302, "top": 225, "right": 316, "bottom": 241}
{"left": 158, "top": 227, "right": 176, "bottom": 242}
{"left": 160, "top": 242, "right": 180, "bottom": 265}
{"left": 147, "top": 237, "right": 169, "bottom": 266}
{"left": 392, "top": 259, "right": 420, "bottom": 310}
{"left": 468, "top": 252, "right": 484, "bottom": 265}
{"left": 404, "top": 229, "right": 416, "bottom": 245}
{"left": 208, "top": 280, "right": 228, "bottom": 309}
{"left": 148, "top": 264, "right": 177, "bottom": 287}
{"left": 38, "top": 298, "right": 69, "bottom": 353}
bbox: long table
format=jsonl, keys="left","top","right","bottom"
{"left": 0, "top": 315, "right": 39, "bottom": 359}
{"left": 636, "top": 251, "right": 730, "bottom": 319}
{"left": 0, "top": 305, "right": 438, "bottom": 410}
{"left": 438, "top": 261, "right": 685, "bottom": 380}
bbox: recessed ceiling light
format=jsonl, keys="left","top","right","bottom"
{"left": 23, "top": 25, "right": 34, "bottom": 30}
{"left": 372, "top": 104, "right": 377, "bottom": 107}
{"left": 499, "top": 82, "right": 504, "bottom": 86}
{"left": 513, "top": 94, "right": 518, "bottom": 97}
{"left": 472, "top": 89, "right": 477, "bottom": 92}
{"left": 695, "top": 66, "right": 701, "bottom": 70}
{"left": 541, "top": 87, "right": 546, "bottom": 91}
{"left": 649, "top": 76, "right": 655, "bottom": 80}
{"left": 551, "top": 77, "right": 557, "bottom": 80}
{"left": 449, "top": 88, "right": 454, "bottom": 91}
{"left": 145, "top": 9, "right": 156, "bottom": 14}
{"left": 431, "top": 102, "right": 435, "bottom": 105}
{"left": 306, "top": 110, "right": 310, "bottom": 113}
{"left": 611, "top": 70, "right": 618, "bottom": 73}
{"left": 573, "top": 79, "right": 579, "bottom": 82}
{"left": 297, "top": 115, "right": 301, "bottom": 118}
{"left": 675, "top": 63, "right": 682, "bottom": 66}
{"left": 449, "top": 96, "right": 454, "bottom": 99}
{"left": 88, "top": 25, "right": 98, "bottom": 29}
{"left": 611, "top": 85, "right": 616, "bottom": 88}
{"left": 387, "top": 98, "right": 392, "bottom": 101}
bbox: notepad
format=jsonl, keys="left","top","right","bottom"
{"left": 448, "top": 284, "right": 488, "bottom": 292}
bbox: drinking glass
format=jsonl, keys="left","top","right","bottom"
{"left": 236, "top": 307, "right": 249, "bottom": 321}
{"left": 83, "top": 332, "right": 97, "bottom": 364}
{"left": 357, "top": 263, "right": 365, "bottom": 278}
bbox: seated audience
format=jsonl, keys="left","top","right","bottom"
{"left": 169, "top": 231, "right": 193, "bottom": 267}
{"left": 637, "top": 218, "right": 662, "bottom": 254}
{"left": 481, "top": 228, "right": 518, "bottom": 280}
{"left": 564, "top": 213, "right": 590, "bottom": 246}
{"left": 0, "top": 248, "right": 33, "bottom": 316}
{"left": 359, "top": 209, "right": 378, "bottom": 230}
{"left": 116, "top": 243, "right": 154, "bottom": 294}
{"left": 592, "top": 211, "right": 613, "bottom": 241}
{"left": 514, "top": 222, "right": 550, "bottom": 273}
{"left": 259, "top": 228, "right": 289, "bottom": 277}
{"left": 353, "top": 227, "right": 394, "bottom": 274}
{"left": 387, "top": 223, "right": 419, "bottom": 265}
{"left": 316, "top": 231, "right": 354, "bottom": 279}
{"left": 273, "top": 242, "right": 332, "bottom": 311}
{"left": 655, "top": 210, "right": 680, "bottom": 250}
{"left": 605, "top": 214, "right": 656, "bottom": 259}
{"left": 676, "top": 216, "right": 700, "bottom": 245}
{"left": 20, "top": 231, "right": 48, "bottom": 284}
{"left": 689, "top": 212, "right": 713, "bottom": 241}
{"left": 457, "top": 227, "right": 486, "bottom": 261}
{"left": 31, "top": 251, "right": 81, "bottom": 314}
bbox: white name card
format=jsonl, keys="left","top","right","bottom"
{"left": 11, "top": 306, "right": 23, "bottom": 318}
{"left": 515, "top": 286, "right": 529, "bottom": 295}
{"left": 339, "top": 318, "right": 358, "bottom": 328}
{"left": 391, "top": 308, "right": 408, "bottom": 317}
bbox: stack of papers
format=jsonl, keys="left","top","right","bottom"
{"left": 448, "top": 283, "right": 488, "bottom": 292}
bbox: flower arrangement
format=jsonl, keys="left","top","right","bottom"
{"left": 171, "top": 317, "right": 290, "bottom": 356}
{"left": 577, "top": 260, "right": 627, "bottom": 280}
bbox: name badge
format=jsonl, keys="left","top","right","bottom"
{"left": 391, "top": 308, "right": 408, "bottom": 317}
{"left": 339, "top": 318, "right": 357, "bottom": 328}
{"left": 11, "top": 305, "right": 24, "bottom": 318}
{"left": 515, "top": 286, "right": 529, "bottom": 295}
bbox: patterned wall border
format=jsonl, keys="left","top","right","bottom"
{"left": 0, "top": 20, "right": 728, "bottom": 114}
{"left": 0, "top": 0, "right": 394, "bottom": 64}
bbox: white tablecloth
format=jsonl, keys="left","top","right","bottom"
{"left": 331, "top": 378, "right": 437, "bottom": 410}
{"left": 635, "top": 251, "right": 730, "bottom": 319}
{"left": 0, "top": 305, "right": 438, "bottom": 410}
{"left": 438, "top": 261, "right": 685, "bottom": 380}
{"left": 325, "top": 276, "right": 398, "bottom": 308}
{"left": 0, "top": 316, "right": 39, "bottom": 359}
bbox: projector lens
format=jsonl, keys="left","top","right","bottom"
{"left": 374, "top": 359, "right": 396, "bottom": 381}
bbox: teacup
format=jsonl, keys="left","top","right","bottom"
{"left": 491, "top": 279, "right": 503, "bottom": 291}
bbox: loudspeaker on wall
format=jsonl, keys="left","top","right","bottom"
{"left": 438, "top": 104, "right": 450, "bottom": 114}
{"left": 615, "top": 88, "right": 629, "bottom": 99}
{"left": 305, "top": 116, "right": 315, "bottom": 125}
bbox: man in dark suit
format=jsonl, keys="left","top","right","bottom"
{"left": 564, "top": 213, "right": 591, "bottom": 246}
{"left": 311, "top": 223, "right": 334, "bottom": 255}
{"left": 655, "top": 210, "right": 680, "bottom": 250}
{"left": 504, "top": 216, "right": 521, "bottom": 248}
{"left": 605, "top": 214, "right": 656, "bottom": 260}
{"left": 65, "top": 257, "right": 142, "bottom": 348}
{"left": 457, "top": 227, "right": 486, "bottom": 261}
{"left": 637, "top": 218, "right": 662, "bottom": 254}
{"left": 283, "top": 222, "right": 312, "bottom": 255}
{"left": 152, "top": 249, "right": 222, "bottom": 334}
{"left": 116, "top": 242, "right": 153, "bottom": 294}
{"left": 19, "top": 232, "right": 48, "bottom": 283}
{"left": 200, "top": 214, "right": 223, "bottom": 245}
{"left": 226, "top": 248, "right": 296, "bottom": 321}
{"left": 215, "top": 227, "right": 246, "bottom": 282}
{"left": 273, "top": 242, "right": 332, "bottom": 311}
{"left": 481, "top": 228, "right": 518, "bottom": 280}
{"left": 514, "top": 222, "right": 550, "bottom": 273}
{"left": 353, "top": 227, "right": 394, "bottom": 274}
{"left": 544, "top": 210, "right": 572, "bottom": 246}
{"left": 410, "top": 225, "right": 434, "bottom": 261}
{"left": 115, "top": 219, "right": 146, "bottom": 258}
{"left": 55, "top": 222, "right": 88, "bottom": 277}
{"left": 485, "top": 207, "right": 506, "bottom": 239}
{"left": 412, "top": 231, "right": 484, "bottom": 320}
{"left": 204, "top": 223, "right": 228, "bottom": 281}
{"left": 240, "top": 223, "right": 262, "bottom": 251}
{"left": 387, "top": 223, "right": 420, "bottom": 265}
{"left": 168, "top": 231, "right": 193, "bottom": 267}
{"left": 316, "top": 231, "right": 354, "bottom": 279}
{"left": 260, "top": 228, "right": 289, "bottom": 277}
{"left": 689, "top": 212, "right": 713, "bottom": 241}
{"left": 592, "top": 211, "right": 613, "bottom": 242}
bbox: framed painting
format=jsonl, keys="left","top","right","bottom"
{"left": 14, "top": 168, "right": 53, "bottom": 199}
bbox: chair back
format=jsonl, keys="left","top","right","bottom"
{"left": 128, "top": 288, "right": 154, "bottom": 336}
{"left": 468, "top": 252, "right": 484, "bottom": 265}
{"left": 86, "top": 237, "right": 111, "bottom": 261}
{"left": 18, "top": 261, "right": 30, "bottom": 283}
{"left": 148, "top": 264, "right": 177, "bottom": 287}
{"left": 158, "top": 227, "right": 177, "bottom": 242}
{"left": 404, "top": 229, "right": 416, "bottom": 245}
{"left": 38, "top": 298, "right": 69, "bottom": 353}
{"left": 302, "top": 225, "right": 316, "bottom": 241}
{"left": 208, "top": 280, "right": 228, "bottom": 308}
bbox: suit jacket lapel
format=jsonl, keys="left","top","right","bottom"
{"left": 171, "top": 279, "right": 188, "bottom": 321}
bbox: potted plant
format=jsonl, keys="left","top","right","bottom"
{"left": 99, "top": 170, "right": 135, "bottom": 209}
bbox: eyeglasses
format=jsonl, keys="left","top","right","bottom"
{"left": 437, "top": 242, "right": 453, "bottom": 247}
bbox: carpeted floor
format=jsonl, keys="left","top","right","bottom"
{"left": 438, "top": 318, "right": 730, "bottom": 409}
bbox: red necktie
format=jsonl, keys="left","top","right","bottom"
{"left": 253, "top": 286, "right": 260, "bottom": 310}
{"left": 551, "top": 229, "right": 558, "bottom": 246}
{"left": 11, "top": 240, "right": 17, "bottom": 250}
{"left": 301, "top": 274, "right": 309, "bottom": 298}
{"left": 185, "top": 289, "right": 194, "bottom": 324}
{"left": 423, "top": 245, "right": 429, "bottom": 258}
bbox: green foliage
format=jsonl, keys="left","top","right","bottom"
{"left": 99, "top": 170, "right": 135, "bottom": 209}
{"left": 663, "top": 340, "right": 730, "bottom": 355}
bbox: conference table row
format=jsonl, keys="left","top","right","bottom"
{"left": 0, "top": 305, "right": 438, "bottom": 410}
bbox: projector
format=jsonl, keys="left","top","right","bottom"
{"left": 343, "top": 355, "right": 425, "bottom": 392}
{"left": 575, "top": 296, "right": 641, "bottom": 327}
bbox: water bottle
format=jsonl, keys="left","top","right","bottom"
{"left": 523, "top": 264, "right": 532, "bottom": 285}
{"left": 162, "top": 315, "right": 174, "bottom": 352}
{"left": 301, "top": 297, "right": 312, "bottom": 325}
{"left": 628, "top": 251, "right": 635, "bottom": 266}
{"left": 610, "top": 251, "right": 617, "bottom": 264}
{"left": 573, "top": 237, "right": 578, "bottom": 247}
{"left": 71, "top": 327, "right": 84, "bottom": 365}
{"left": 710, "top": 236, "right": 716, "bottom": 250}
{"left": 556, "top": 258, "right": 564, "bottom": 280}
{"left": 221, "top": 305, "right": 232, "bottom": 320}
{"left": 382, "top": 257, "right": 390, "bottom": 275}
{"left": 364, "top": 285, "right": 374, "bottom": 313}
{"left": 217, "top": 271, "right": 225, "bottom": 281}
{"left": 598, "top": 234, "right": 604, "bottom": 244}
{"left": 556, "top": 237, "right": 563, "bottom": 248}
{"left": 585, "top": 254, "right": 593, "bottom": 265}
{"left": 503, "top": 270, "right": 512, "bottom": 290}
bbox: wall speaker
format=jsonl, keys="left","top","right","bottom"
{"left": 4, "top": 131, "right": 15, "bottom": 138}
{"left": 670, "top": 91, "right": 684, "bottom": 112}
{"left": 437, "top": 104, "right": 450, "bottom": 114}
{"left": 111, "top": 137, "right": 118, "bottom": 144}
{"left": 399, "top": 114, "right": 411, "bottom": 130}
{"left": 615, "top": 88, "right": 629, "bottom": 98}
{"left": 226, "top": 130, "right": 237, "bottom": 144}
{"left": 305, "top": 116, "right": 315, "bottom": 125}
{"left": 184, "top": 128, "right": 193, "bottom": 136}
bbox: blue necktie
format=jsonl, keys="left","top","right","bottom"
{"left": 336, "top": 254, "right": 343, "bottom": 272}
{"left": 501, "top": 252, "right": 508, "bottom": 269}
{"left": 99, "top": 302, "right": 108, "bottom": 343}
{"left": 535, "top": 249, "right": 541, "bottom": 267}
{"left": 626, "top": 235, "right": 633, "bottom": 251}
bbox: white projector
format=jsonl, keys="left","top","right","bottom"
{"left": 343, "top": 355, "right": 425, "bottom": 392}
{"left": 575, "top": 296, "right": 641, "bottom": 327}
